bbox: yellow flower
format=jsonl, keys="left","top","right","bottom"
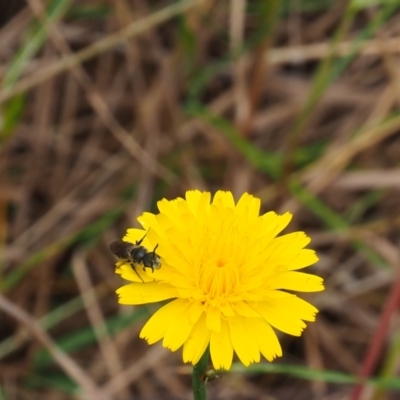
{"left": 115, "top": 190, "right": 324, "bottom": 370}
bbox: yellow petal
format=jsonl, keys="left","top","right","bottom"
{"left": 252, "top": 300, "right": 307, "bottom": 336}
{"left": 236, "top": 192, "right": 260, "bottom": 219}
{"left": 252, "top": 212, "right": 293, "bottom": 251}
{"left": 137, "top": 212, "right": 158, "bottom": 230}
{"left": 159, "top": 245, "right": 192, "bottom": 276}
{"left": 267, "top": 248, "right": 319, "bottom": 271}
{"left": 232, "top": 301, "right": 261, "bottom": 318}
{"left": 260, "top": 289, "right": 295, "bottom": 299}
{"left": 248, "top": 318, "right": 282, "bottom": 361}
{"left": 262, "top": 232, "right": 311, "bottom": 266}
{"left": 150, "top": 268, "right": 194, "bottom": 290}
{"left": 267, "top": 271, "right": 325, "bottom": 292}
{"left": 228, "top": 316, "right": 260, "bottom": 366}
{"left": 163, "top": 302, "right": 194, "bottom": 351}
{"left": 210, "top": 319, "right": 233, "bottom": 370}
{"left": 188, "top": 301, "right": 205, "bottom": 324}
{"left": 186, "top": 190, "right": 211, "bottom": 222}
{"left": 213, "top": 190, "right": 235, "bottom": 208}
{"left": 233, "top": 196, "right": 260, "bottom": 236}
{"left": 270, "top": 294, "right": 319, "bottom": 321}
{"left": 117, "top": 282, "right": 178, "bottom": 305}
{"left": 140, "top": 299, "right": 186, "bottom": 344}
{"left": 155, "top": 212, "right": 179, "bottom": 234}
{"left": 145, "top": 229, "right": 163, "bottom": 249}
{"left": 220, "top": 302, "right": 235, "bottom": 317}
{"left": 260, "top": 211, "right": 292, "bottom": 238}
{"left": 157, "top": 198, "right": 181, "bottom": 218}
{"left": 185, "top": 189, "right": 203, "bottom": 204}
{"left": 124, "top": 228, "right": 147, "bottom": 243}
{"left": 206, "top": 306, "right": 221, "bottom": 332}
{"left": 266, "top": 232, "right": 311, "bottom": 261}
{"left": 116, "top": 263, "right": 154, "bottom": 283}
{"left": 182, "top": 313, "right": 210, "bottom": 365}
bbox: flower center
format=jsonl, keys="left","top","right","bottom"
{"left": 197, "top": 255, "right": 240, "bottom": 306}
{"left": 216, "top": 258, "right": 225, "bottom": 268}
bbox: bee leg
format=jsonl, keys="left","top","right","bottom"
{"left": 151, "top": 244, "right": 159, "bottom": 272}
{"left": 151, "top": 245, "right": 159, "bottom": 273}
{"left": 136, "top": 232, "right": 147, "bottom": 246}
{"left": 130, "top": 263, "right": 144, "bottom": 283}
{"left": 143, "top": 265, "right": 155, "bottom": 273}
{"left": 141, "top": 265, "right": 155, "bottom": 282}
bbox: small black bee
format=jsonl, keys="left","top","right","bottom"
{"left": 109, "top": 235, "right": 161, "bottom": 282}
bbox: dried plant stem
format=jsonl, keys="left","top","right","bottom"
{"left": 350, "top": 272, "right": 400, "bottom": 400}
{"left": 0, "top": 0, "right": 204, "bottom": 104}
{"left": 0, "top": 293, "right": 111, "bottom": 400}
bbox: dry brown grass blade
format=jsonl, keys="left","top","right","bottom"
{"left": 350, "top": 238, "right": 400, "bottom": 400}
{"left": 72, "top": 250, "right": 129, "bottom": 400}
{"left": 0, "top": 0, "right": 204, "bottom": 103}
{"left": 102, "top": 344, "right": 169, "bottom": 397}
{"left": 5, "top": 153, "right": 125, "bottom": 264}
{"left": 25, "top": 0, "right": 175, "bottom": 183}
{"left": 229, "top": 0, "right": 252, "bottom": 196}
{"left": 0, "top": 293, "right": 112, "bottom": 400}
{"left": 268, "top": 36, "right": 400, "bottom": 64}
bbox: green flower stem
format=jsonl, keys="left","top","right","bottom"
{"left": 192, "top": 348, "right": 210, "bottom": 400}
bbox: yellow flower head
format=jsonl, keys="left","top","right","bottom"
{"left": 115, "top": 190, "right": 324, "bottom": 370}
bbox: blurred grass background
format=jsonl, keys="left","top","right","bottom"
{"left": 2, "top": 0, "right": 400, "bottom": 399}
